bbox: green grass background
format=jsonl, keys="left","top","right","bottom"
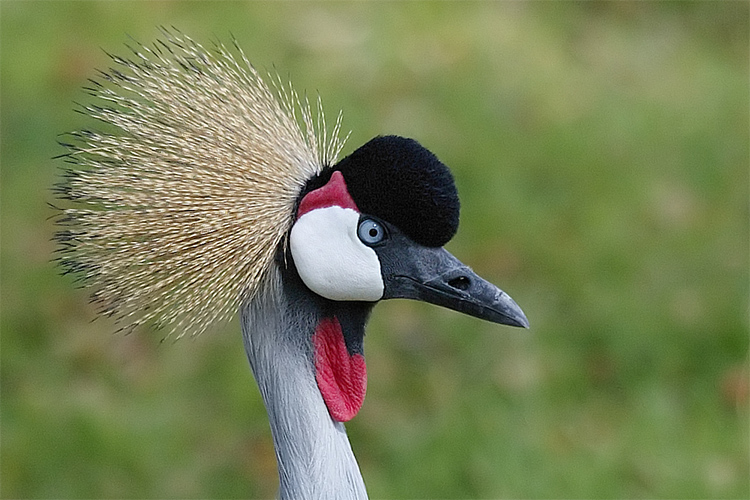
{"left": 1, "top": 1, "right": 748, "bottom": 498}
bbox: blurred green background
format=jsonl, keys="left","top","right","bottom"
{"left": 1, "top": 1, "right": 748, "bottom": 498}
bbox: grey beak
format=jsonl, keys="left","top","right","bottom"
{"left": 378, "top": 240, "right": 529, "bottom": 328}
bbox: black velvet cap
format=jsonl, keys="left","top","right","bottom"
{"left": 334, "top": 135, "right": 460, "bottom": 248}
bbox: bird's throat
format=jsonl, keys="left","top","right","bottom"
{"left": 312, "top": 316, "right": 367, "bottom": 422}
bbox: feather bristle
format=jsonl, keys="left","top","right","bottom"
{"left": 54, "top": 30, "right": 348, "bottom": 338}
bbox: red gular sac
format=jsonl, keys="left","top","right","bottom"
{"left": 312, "top": 316, "right": 367, "bottom": 422}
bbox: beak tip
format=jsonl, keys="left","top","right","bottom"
{"left": 495, "top": 291, "right": 529, "bottom": 329}
{"left": 506, "top": 310, "right": 530, "bottom": 329}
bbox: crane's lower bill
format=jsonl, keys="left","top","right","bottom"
{"left": 381, "top": 246, "right": 529, "bottom": 328}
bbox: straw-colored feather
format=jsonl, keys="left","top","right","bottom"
{"left": 54, "top": 29, "right": 348, "bottom": 338}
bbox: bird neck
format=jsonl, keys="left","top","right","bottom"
{"left": 240, "top": 269, "right": 370, "bottom": 499}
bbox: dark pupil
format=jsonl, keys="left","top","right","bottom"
{"left": 369, "top": 228, "right": 378, "bottom": 237}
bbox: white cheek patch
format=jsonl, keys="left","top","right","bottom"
{"left": 290, "top": 206, "right": 384, "bottom": 302}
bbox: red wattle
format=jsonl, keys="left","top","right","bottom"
{"left": 312, "top": 316, "right": 367, "bottom": 422}
{"left": 297, "top": 171, "right": 359, "bottom": 218}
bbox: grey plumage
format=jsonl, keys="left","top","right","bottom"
{"left": 241, "top": 269, "right": 367, "bottom": 499}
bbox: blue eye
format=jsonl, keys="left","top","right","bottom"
{"left": 358, "top": 218, "right": 386, "bottom": 246}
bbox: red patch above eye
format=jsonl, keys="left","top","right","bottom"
{"left": 312, "top": 316, "right": 367, "bottom": 422}
{"left": 297, "top": 171, "right": 359, "bottom": 218}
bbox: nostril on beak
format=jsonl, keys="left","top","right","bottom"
{"left": 448, "top": 275, "right": 471, "bottom": 291}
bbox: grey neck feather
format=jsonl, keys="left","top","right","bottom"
{"left": 241, "top": 268, "right": 368, "bottom": 500}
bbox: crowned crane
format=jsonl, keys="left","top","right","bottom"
{"left": 55, "top": 31, "right": 528, "bottom": 499}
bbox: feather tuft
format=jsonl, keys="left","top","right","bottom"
{"left": 54, "top": 29, "right": 348, "bottom": 338}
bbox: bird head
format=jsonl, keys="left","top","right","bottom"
{"left": 285, "top": 136, "right": 528, "bottom": 422}
{"left": 290, "top": 135, "right": 528, "bottom": 328}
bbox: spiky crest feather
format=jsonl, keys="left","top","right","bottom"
{"left": 54, "top": 29, "right": 349, "bottom": 338}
